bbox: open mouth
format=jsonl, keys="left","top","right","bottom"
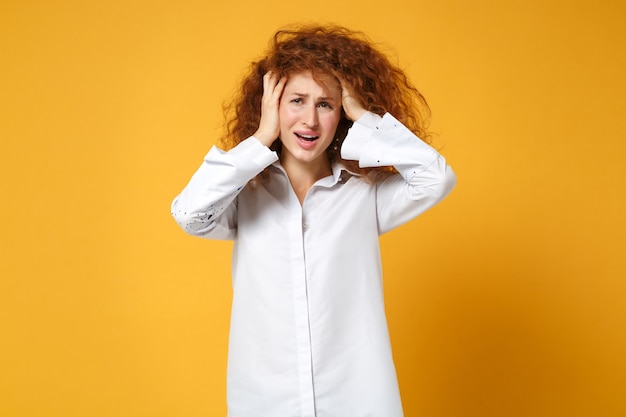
{"left": 295, "top": 133, "right": 319, "bottom": 141}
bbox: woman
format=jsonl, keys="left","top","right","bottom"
{"left": 172, "top": 25, "right": 456, "bottom": 417}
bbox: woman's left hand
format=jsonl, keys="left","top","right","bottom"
{"left": 340, "top": 80, "right": 367, "bottom": 122}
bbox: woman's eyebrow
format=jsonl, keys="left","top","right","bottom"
{"left": 291, "top": 92, "right": 338, "bottom": 101}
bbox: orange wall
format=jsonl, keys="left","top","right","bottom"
{"left": 1, "top": 1, "right": 625, "bottom": 416}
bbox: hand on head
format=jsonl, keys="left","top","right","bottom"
{"left": 253, "top": 72, "right": 367, "bottom": 148}
{"left": 339, "top": 79, "right": 366, "bottom": 122}
{"left": 254, "top": 71, "right": 288, "bottom": 147}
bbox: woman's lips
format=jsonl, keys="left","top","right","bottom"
{"left": 294, "top": 132, "right": 320, "bottom": 149}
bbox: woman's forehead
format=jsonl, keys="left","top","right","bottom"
{"left": 284, "top": 71, "right": 341, "bottom": 96}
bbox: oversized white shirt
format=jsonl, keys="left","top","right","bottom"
{"left": 172, "top": 112, "right": 456, "bottom": 417}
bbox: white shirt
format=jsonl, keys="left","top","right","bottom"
{"left": 172, "top": 112, "right": 456, "bottom": 417}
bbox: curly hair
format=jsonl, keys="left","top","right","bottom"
{"left": 221, "top": 24, "right": 432, "bottom": 178}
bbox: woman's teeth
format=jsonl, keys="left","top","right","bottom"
{"left": 296, "top": 133, "right": 319, "bottom": 141}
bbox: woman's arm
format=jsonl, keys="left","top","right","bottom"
{"left": 339, "top": 80, "right": 456, "bottom": 234}
{"left": 171, "top": 72, "right": 286, "bottom": 240}
{"left": 342, "top": 111, "right": 456, "bottom": 235}
{"left": 171, "top": 138, "right": 278, "bottom": 240}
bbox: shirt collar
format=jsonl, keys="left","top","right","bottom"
{"left": 270, "top": 160, "right": 360, "bottom": 187}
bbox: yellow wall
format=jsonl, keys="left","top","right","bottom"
{"left": 1, "top": 0, "right": 625, "bottom": 416}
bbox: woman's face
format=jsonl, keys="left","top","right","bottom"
{"left": 278, "top": 71, "right": 342, "bottom": 169}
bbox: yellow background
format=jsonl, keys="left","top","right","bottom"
{"left": 1, "top": 0, "right": 625, "bottom": 416}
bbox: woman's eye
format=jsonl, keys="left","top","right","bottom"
{"left": 318, "top": 102, "right": 332, "bottom": 109}
{"left": 291, "top": 98, "right": 302, "bottom": 104}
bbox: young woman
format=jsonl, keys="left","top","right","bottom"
{"left": 172, "top": 25, "right": 456, "bottom": 417}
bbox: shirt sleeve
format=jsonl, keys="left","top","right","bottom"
{"left": 171, "top": 137, "right": 279, "bottom": 240}
{"left": 341, "top": 111, "right": 457, "bottom": 235}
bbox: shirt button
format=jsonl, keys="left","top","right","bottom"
{"left": 302, "top": 221, "right": 308, "bottom": 229}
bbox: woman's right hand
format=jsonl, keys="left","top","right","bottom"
{"left": 253, "top": 71, "right": 287, "bottom": 147}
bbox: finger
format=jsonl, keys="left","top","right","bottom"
{"left": 338, "top": 77, "right": 350, "bottom": 94}
{"left": 262, "top": 72, "right": 272, "bottom": 97}
{"left": 273, "top": 75, "right": 288, "bottom": 98}
{"left": 262, "top": 72, "right": 279, "bottom": 100}
{"left": 341, "top": 84, "right": 355, "bottom": 101}
{"left": 264, "top": 71, "right": 281, "bottom": 94}
{"left": 340, "top": 81, "right": 359, "bottom": 104}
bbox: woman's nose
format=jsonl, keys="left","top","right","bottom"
{"left": 302, "top": 105, "right": 319, "bottom": 127}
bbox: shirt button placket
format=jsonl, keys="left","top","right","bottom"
{"left": 291, "top": 208, "right": 315, "bottom": 416}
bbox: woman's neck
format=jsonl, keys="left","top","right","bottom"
{"left": 280, "top": 154, "right": 332, "bottom": 205}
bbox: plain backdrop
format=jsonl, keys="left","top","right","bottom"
{"left": 1, "top": 0, "right": 625, "bottom": 416}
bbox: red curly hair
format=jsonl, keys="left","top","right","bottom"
{"left": 221, "top": 24, "right": 431, "bottom": 177}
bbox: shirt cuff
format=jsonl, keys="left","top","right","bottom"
{"left": 359, "top": 113, "right": 436, "bottom": 169}
{"left": 340, "top": 111, "right": 382, "bottom": 161}
{"left": 205, "top": 136, "right": 279, "bottom": 169}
